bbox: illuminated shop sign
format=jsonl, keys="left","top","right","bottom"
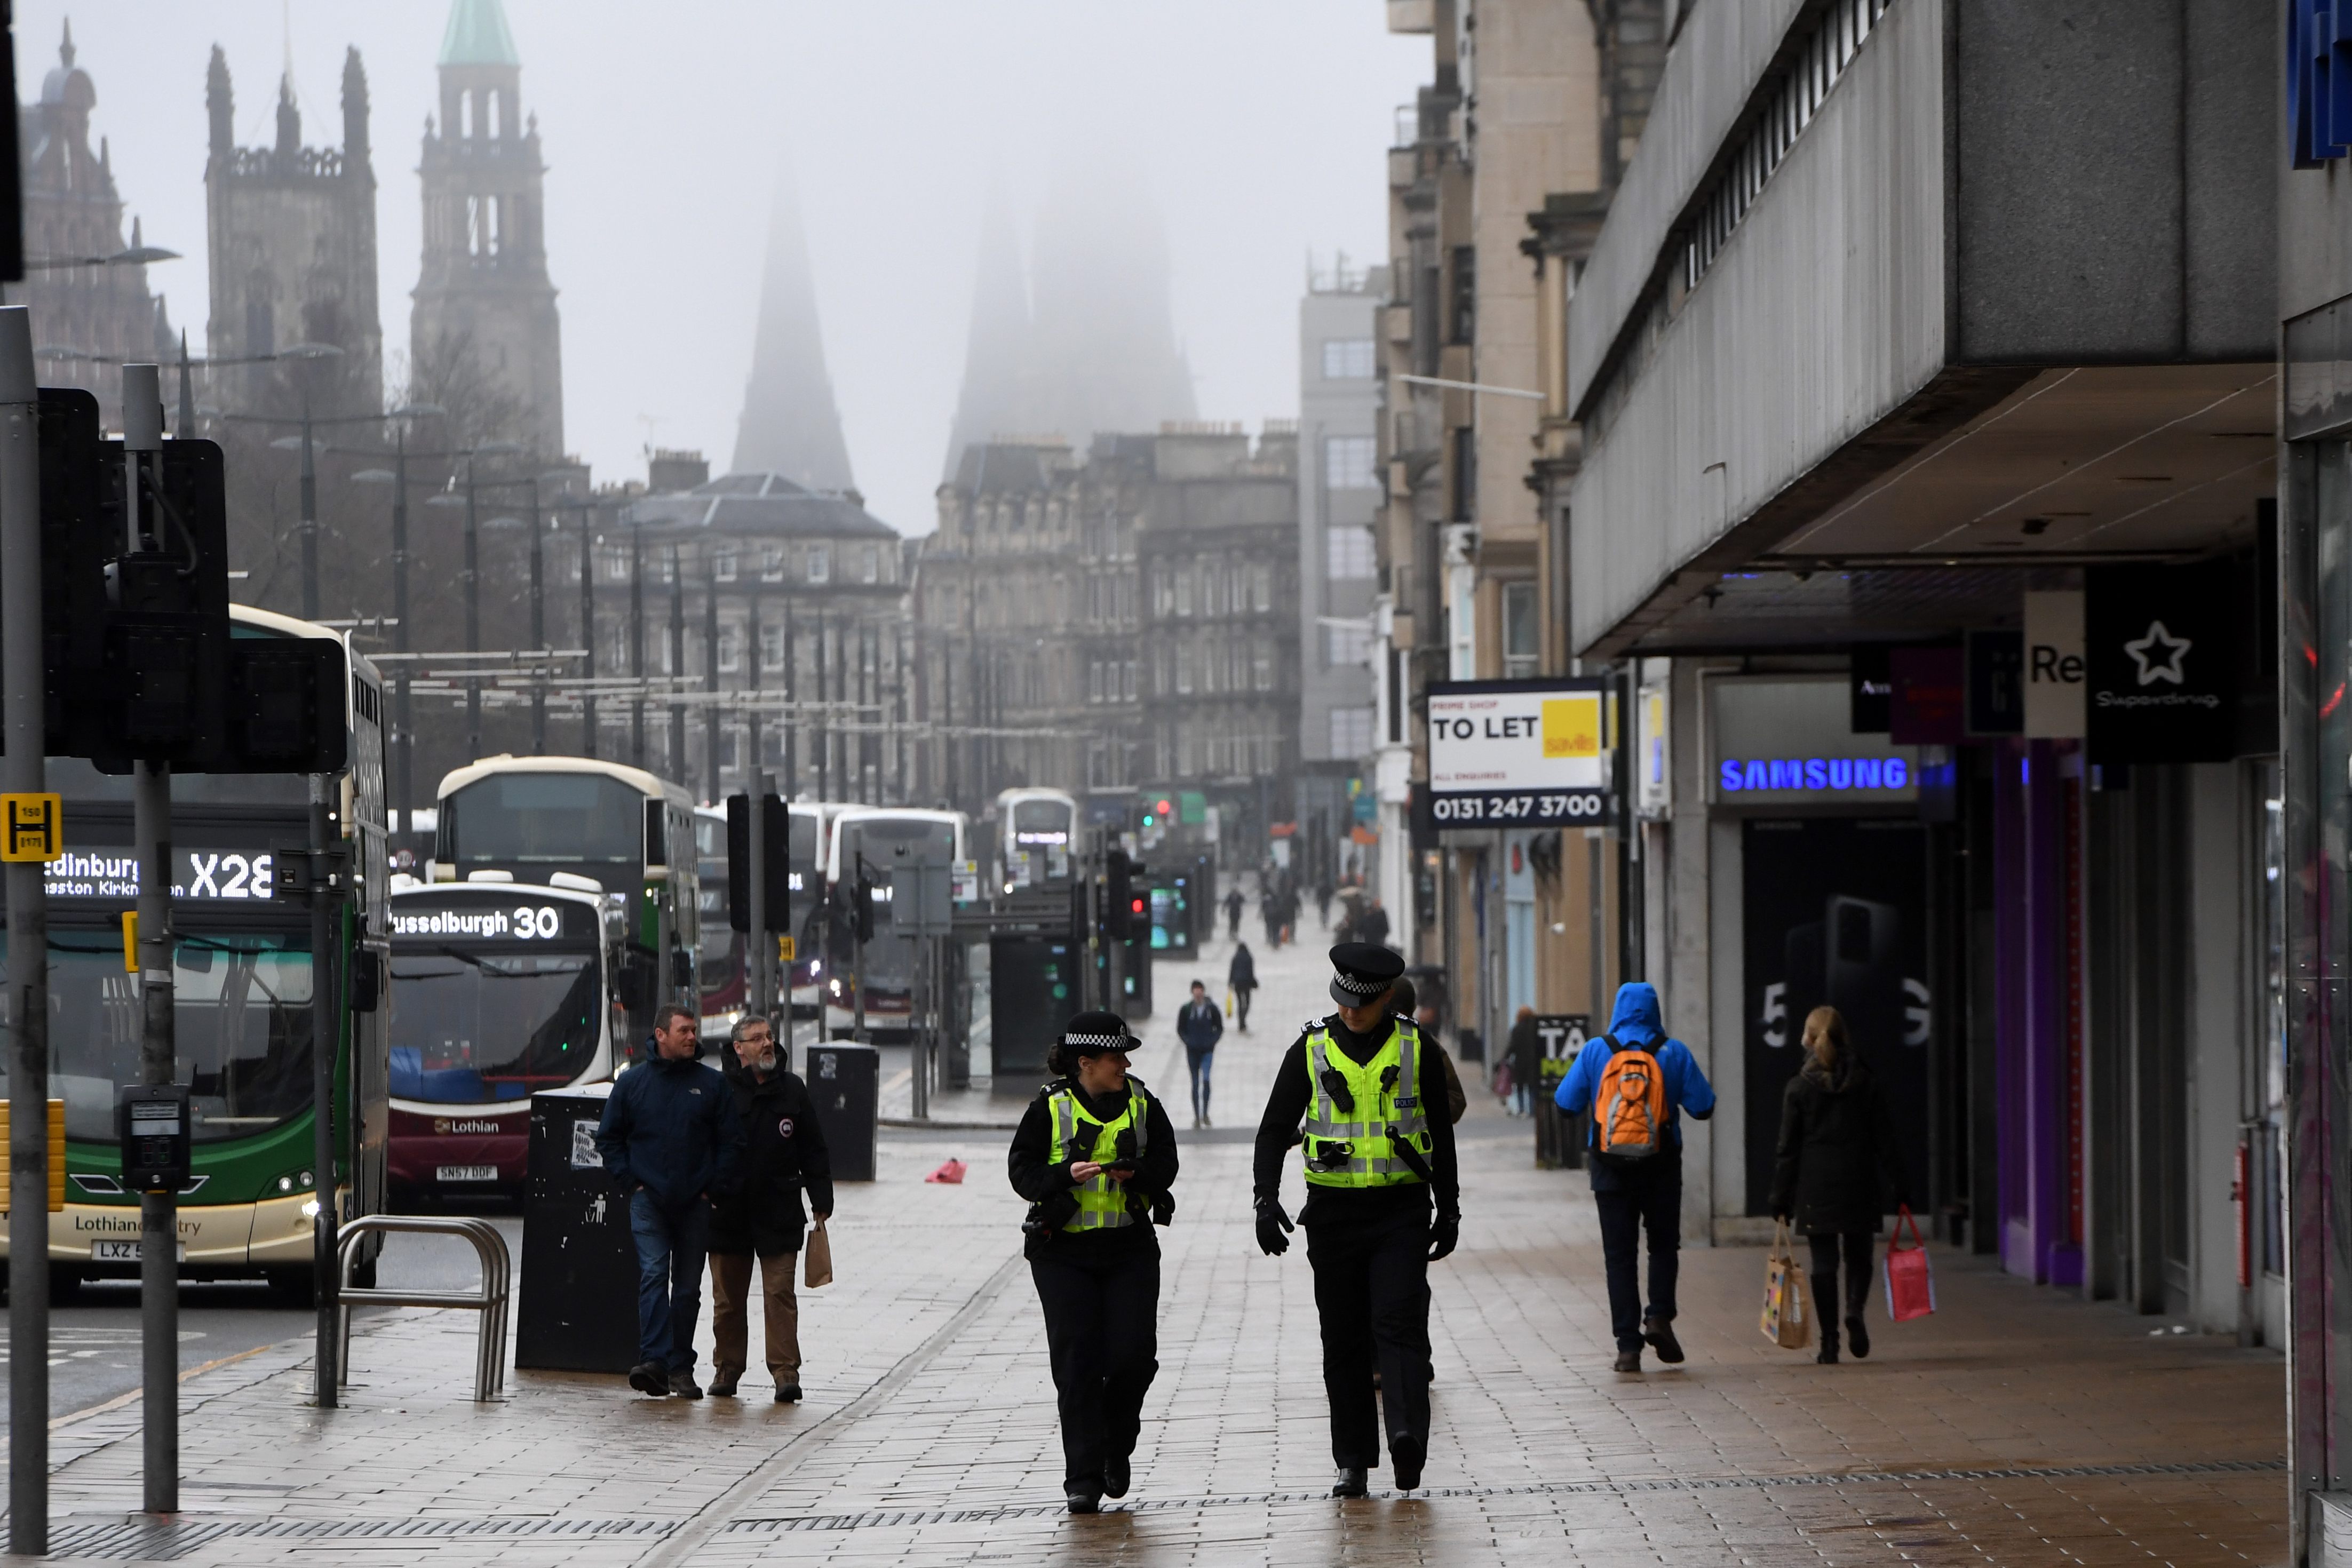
{"left": 1716, "top": 757, "right": 1911, "bottom": 793}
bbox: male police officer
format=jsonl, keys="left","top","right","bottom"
{"left": 1253, "top": 943, "right": 1460, "bottom": 1497}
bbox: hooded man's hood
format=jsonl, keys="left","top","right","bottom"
{"left": 1608, "top": 982, "right": 1665, "bottom": 1045}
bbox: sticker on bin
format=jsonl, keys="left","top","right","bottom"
{"left": 90, "top": 1239, "right": 185, "bottom": 1262}
{"left": 436, "top": 1165, "right": 497, "bottom": 1183}
{"left": 570, "top": 1119, "right": 601, "bottom": 1169}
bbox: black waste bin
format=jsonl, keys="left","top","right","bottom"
{"left": 804, "top": 1042, "right": 878, "bottom": 1182}
{"left": 516, "top": 1084, "right": 639, "bottom": 1373}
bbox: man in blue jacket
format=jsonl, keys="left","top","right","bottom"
{"left": 1555, "top": 982, "right": 1716, "bottom": 1373}
{"left": 596, "top": 1005, "right": 744, "bottom": 1398}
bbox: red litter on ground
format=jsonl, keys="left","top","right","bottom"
{"left": 925, "top": 1159, "right": 966, "bottom": 1184}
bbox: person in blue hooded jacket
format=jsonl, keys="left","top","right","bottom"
{"left": 1554, "top": 982, "right": 1716, "bottom": 1373}
{"left": 596, "top": 1005, "right": 745, "bottom": 1399}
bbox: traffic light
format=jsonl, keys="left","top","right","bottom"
{"left": 1105, "top": 849, "right": 1132, "bottom": 940}
{"left": 724, "top": 792, "right": 789, "bottom": 933}
{"left": 853, "top": 872, "right": 876, "bottom": 943}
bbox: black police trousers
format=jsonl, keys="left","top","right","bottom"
{"left": 1305, "top": 1198, "right": 1431, "bottom": 1468}
{"left": 1030, "top": 1237, "right": 1161, "bottom": 1491}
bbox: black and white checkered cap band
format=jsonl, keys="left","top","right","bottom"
{"left": 1062, "top": 1032, "right": 1131, "bottom": 1049}
{"left": 1332, "top": 972, "right": 1390, "bottom": 997}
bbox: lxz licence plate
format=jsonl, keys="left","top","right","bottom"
{"left": 89, "top": 1240, "right": 185, "bottom": 1262}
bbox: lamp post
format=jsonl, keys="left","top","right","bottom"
{"left": 420, "top": 443, "right": 523, "bottom": 760}
{"left": 346, "top": 403, "right": 447, "bottom": 847}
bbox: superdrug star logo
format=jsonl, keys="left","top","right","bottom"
{"left": 2123, "top": 620, "right": 2192, "bottom": 686}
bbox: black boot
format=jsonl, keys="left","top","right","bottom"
{"left": 1810, "top": 1275, "right": 1840, "bottom": 1363}
{"left": 1845, "top": 1314, "right": 1871, "bottom": 1359}
{"left": 1331, "top": 1467, "right": 1369, "bottom": 1498}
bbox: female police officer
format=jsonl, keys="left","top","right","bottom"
{"left": 1007, "top": 1010, "right": 1180, "bottom": 1515}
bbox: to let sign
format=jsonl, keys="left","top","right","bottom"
{"left": 1424, "top": 679, "right": 1610, "bottom": 829}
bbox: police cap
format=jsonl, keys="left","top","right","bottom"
{"left": 1059, "top": 1009, "right": 1140, "bottom": 1055}
{"left": 1328, "top": 942, "right": 1405, "bottom": 1007}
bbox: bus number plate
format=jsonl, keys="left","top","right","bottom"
{"left": 90, "top": 1240, "right": 185, "bottom": 1262}
{"left": 436, "top": 1165, "right": 497, "bottom": 1183}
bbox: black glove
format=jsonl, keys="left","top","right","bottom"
{"left": 1254, "top": 1198, "right": 1294, "bottom": 1256}
{"left": 1427, "top": 1212, "right": 1459, "bottom": 1263}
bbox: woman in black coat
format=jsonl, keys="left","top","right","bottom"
{"left": 1769, "top": 1006, "right": 1906, "bottom": 1365}
{"left": 1007, "top": 1012, "right": 1180, "bottom": 1515}
{"left": 1227, "top": 943, "right": 1258, "bottom": 1032}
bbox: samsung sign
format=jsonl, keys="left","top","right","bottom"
{"left": 1709, "top": 676, "right": 1920, "bottom": 806}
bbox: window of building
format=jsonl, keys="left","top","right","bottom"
{"left": 1122, "top": 660, "right": 1138, "bottom": 702}
{"left": 806, "top": 544, "right": 830, "bottom": 585}
{"left": 600, "top": 544, "right": 630, "bottom": 583}
{"left": 1323, "top": 338, "right": 1377, "bottom": 379}
{"left": 1503, "top": 581, "right": 1539, "bottom": 679}
{"left": 1329, "top": 527, "right": 1376, "bottom": 580}
{"left": 658, "top": 551, "right": 677, "bottom": 585}
{"left": 713, "top": 547, "right": 737, "bottom": 583}
{"left": 1450, "top": 245, "right": 1476, "bottom": 344}
{"left": 1175, "top": 571, "right": 1194, "bottom": 617}
{"left": 1326, "top": 622, "right": 1373, "bottom": 666}
{"left": 1087, "top": 661, "right": 1104, "bottom": 704}
{"left": 1323, "top": 435, "right": 1378, "bottom": 492}
{"left": 1329, "top": 706, "right": 1376, "bottom": 758}
{"left": 861, "top": 546, "right": 879, "bottom": 584}
{"left": 760, "top": 545, "right": 784, "bottom": 582}
{"left": 1253, "top": 640, "right": 1273, "bottom": 692}
{"left": 1252, "top": 563, "right": 1273, "bottom": 613}
{"left": 1176, "top": 646, "right": 1195, "bottom": 695}
{"left": 1451, "top": 425, "right": 1476, "bottom": 520}
{"left": 760, "top": 624, "right": 785, "bottom": 672}
{"left": 717, "top": 624, "right": 741, "bottom": 673}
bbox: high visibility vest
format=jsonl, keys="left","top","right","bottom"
{"left": 1044, "top": 1083, "right": 1151, "bottom": 1231}
{"left": 1300, "top": 1021, "right": 1431, "bottom": 1188}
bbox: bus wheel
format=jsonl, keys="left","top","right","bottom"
{"left": 46, "top": 1268, "right": 81, "bottom": 1307}
{"left": 266, "top": 1268, "right": 316, "bottom": 1309}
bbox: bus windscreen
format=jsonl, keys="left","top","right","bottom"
{"left": 0, "top": 929, "right": 314, "bottom": 1143}
{"left": 444, "top": 774, "right": 643, "bottom": 870}
{"left": 390, "top": 950, "right": 600, "bottom": 1102}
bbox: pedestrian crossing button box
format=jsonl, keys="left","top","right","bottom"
{"left": 118, "top": 1085, "right": 191, "bottom": 1194}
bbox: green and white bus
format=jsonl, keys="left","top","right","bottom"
{"left": 1, "top": 606, "right": 391, "bottom": 1301}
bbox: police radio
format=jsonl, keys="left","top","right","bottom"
{"left": 118, "top": 1085, "right": 192, "bottom": 1193}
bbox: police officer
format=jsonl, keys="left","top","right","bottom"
{"left": 1007, "top": 1011, "right": 1180, "bottom": 1515}
{"left": 1253, "top": 944, "right": 1460, "bottom": 1497}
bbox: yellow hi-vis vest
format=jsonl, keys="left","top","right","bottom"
{"left": 1045, "top": 1082, "right": 1151, "bottom": 1231}
{"left": 1301, "top": 1021, "right": 1432, "bottom": 1188}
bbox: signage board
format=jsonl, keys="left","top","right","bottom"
{"left": 1635, "top": 682, "right": 1671, "bottom": 819}
{"left": 2086, "top": 565, "right": 2240, "bottom": 762}
{"left": 1424, "top": 678, "right": 1610, "bottom": 829}
{"left": 2023, "top": 591, "right": 2086, "bottom": 737}
{"left": 1709, "top": 676, "right": 1919, "bottom": 805}
{"left": 388, "top": 890, "right": 600, "bottom": 944}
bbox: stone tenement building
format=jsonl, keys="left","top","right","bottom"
{"left": 203, "top": 42, "right": 382, "bottom": 419}
{"left": 411, "top": 0, "right": 565, "bottom": 460}
{"left": 19, "top": 23, "right": 175, "bottom": 431}
{"left": 917, "top": 426, "right": 1302, "bottom": 839}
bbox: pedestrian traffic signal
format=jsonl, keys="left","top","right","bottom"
{"left": 853, "top": 873, "right": 876, "bottom": 943}
{"left": 724, "top": 792, "right": 789, "bottom": 933}
{"left": 1105, "top": 849, "right": 1133, "bottom": 940}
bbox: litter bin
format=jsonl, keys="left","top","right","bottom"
{"left": 515, "top": 1083, "right": 638, "bottom": 1372}
{"left": 805, "top": 1041, "right": 878, "bottom": 1182}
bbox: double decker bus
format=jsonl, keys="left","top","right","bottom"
{"left": 385, "top": 879, "right": 614, "bottom": 1202}
{"left": 701, "top": 801, "right": 831, "bottom": 1030}
{"left": 995, "top": 787, "right": 1077, "bottom": 896}
{"left": 428, "top": 756, "right": 698, "bottom": 1049}
{"left": 824, "top": 808, "right": 967, "bottom": 1038}
{"left": 2, "top": 607, "right": 390, "bottom": 1302}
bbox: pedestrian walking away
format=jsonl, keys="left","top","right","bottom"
{"left": 1223, "top": 886, "right": 1245, "bottom": 940}
{"left": 1505, "top": 1005, "right": 1540, "bottom": 1117}
{"left": 1770, "top": 1004, "right": 1909, "bottom": 1365}
{"left": 1315, "top": 877, "right": 1334, "bottom": 928}
{"left": 1175, "top": 979, "right": 1225, "bottom": 1128}
{"left": 1228, "top": 941, "right": 1258, "bottom": 1032}
{"left": 595, "top": 1005, "right": 745, "bottom": 1399}
{"left": 1554, "top": 982, "right": 1715, "bottom": 1374}
{"left": 1254, "top": 943, "right": 1460, "bottom": 1498}
{"left": 706, "top": 1013, "right": 833, "bottom": 1401}
{"left": 1007, "top": 1011, "right": 1180, "bottom": 1515}
{"left": 1357, "top": 898, "right": 1391, "bottom": 950}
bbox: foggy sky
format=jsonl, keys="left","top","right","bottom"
{"left": 12, "top": 2, "right": 1425, "bottom": 539}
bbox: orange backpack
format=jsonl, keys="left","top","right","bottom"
{"left": 1592, "top": 1034, "right": 1667, "bottom": 1159}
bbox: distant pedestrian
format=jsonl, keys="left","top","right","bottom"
{"left": 1175, "top": 980, "right": 1225, "bottom": 1128}
{"left": 1008, "top": 1012, "right": 1180, "bottom": 1514}
{"left": 1316, "top": 878, "right": 1334, "bottom": 928}
{"left": 1554, "top": 983, "right": 1717, "bottom": 1374}
{"left": 597, "top": 1005, "right": 744, "bottom": 1399}
{"left": 1262, "top": 890, "right": 1283, "bottom": 950}
{"left": 1228, "top": 942, "right": 1258, "bottom": 1032}
{"left": 707, "top": 1014, "right": 833, "bottom": 1402}
{"left": 1224, "top": 887, "right": 1245, "bottom": 940}
{"left": 1359, "top": 899, "right": 1392, "bottom": 950}
{"left": 1505, "top": 1006, "right": 1540, "bottom": 1117}
{"left": 1771, "top": 1005, "right": 1908, "bottom": 1366}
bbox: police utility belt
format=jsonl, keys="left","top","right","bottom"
{"left": 1300, "top": 1022, "right": 1435, "bottom": 1188}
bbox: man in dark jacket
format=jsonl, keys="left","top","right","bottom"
{"left": 1174, "top": 980, "right": 1225, "bottom": 1128}
{"left": 596, "top": 1005, "right": 744, "bottom": 1399}
{"left": 707, "top": 1013, "right": 832, "bottom": 1400}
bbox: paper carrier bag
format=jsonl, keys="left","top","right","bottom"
{"left": 805, "top": 1214, "right": 834, "bottom": 1290}
{"left": 1761, "top": 1219, "right": 1813, "bottom": 1349}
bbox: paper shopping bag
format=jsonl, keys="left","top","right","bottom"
{"left": 804, "top": 1214, "right": 834, "bottom": 1291}
{"left": 1884, "top": 1205, "right": 1935, "bottom": 1321}
{"left": 1761, "top": 1219, "right": 1813, "bottom": 1349}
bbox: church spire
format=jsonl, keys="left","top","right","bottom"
{"left": 941, "top": 176, "right": 1034, "bottom": 477}
{"left": 730, "top": 157, "right": 854, "bottom": 491}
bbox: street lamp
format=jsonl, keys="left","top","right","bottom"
{"left": 350, "top": 404, "right": 449, "bottom": 841}
{"left": 425, "top": 442, "right": 523, "bottom": 760}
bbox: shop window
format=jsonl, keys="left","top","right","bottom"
{"left": 1504, "top": 582, "right": 1538, "bottom": 679}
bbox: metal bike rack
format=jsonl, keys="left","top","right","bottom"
{"left": 334, "top": 1215, "right": 512, "bottom": 1402}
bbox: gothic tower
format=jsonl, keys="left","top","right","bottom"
{"left": 203, "top": 42, "right": 383, "bottom": 418}
{"left": 20, "top": 21, "right": 163, "bottom": 431}
{"left": 729, "top": 161, "right": 855, "bottom": 491}
{"left": 410, "top": 0, "right": 564, "bottom": 459}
